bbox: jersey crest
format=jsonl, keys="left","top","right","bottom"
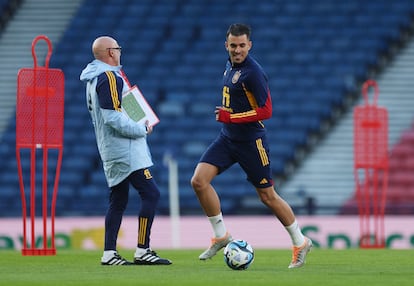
{"left": 232, "top": 70, "right": 241, "bottom": 84}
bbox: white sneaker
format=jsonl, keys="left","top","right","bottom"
{"left": 101, "top": 252, "right": 133, "bottom": 266}
{"left": 134, "top": 249, "right": 172, "bottom": 265}
{"left": 199, "top": 232, "right": 233, "bottom": 260}
{"left": 288, "top": 237, "right": 312, "bottom": 268}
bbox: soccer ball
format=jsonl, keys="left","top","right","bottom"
{"left": 223, "top": 239, "right": 254, "bottom": 270}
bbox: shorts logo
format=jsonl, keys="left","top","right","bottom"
{"left": 232, "top": 70, "right": 241, "bottom": 84}
{"left": 143, "top": 169, "right": 153, "bottom": 180}
{"left": 259, "top": 178, "right": 268, "bottom": 185}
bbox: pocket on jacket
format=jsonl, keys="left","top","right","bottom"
{"left": 104, "top": 160, "right": 130, "bottom": 179}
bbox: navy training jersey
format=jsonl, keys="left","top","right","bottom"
{"left": 220, "top": 55, "right": 272, "bottom": 141}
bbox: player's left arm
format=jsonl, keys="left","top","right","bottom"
{"left": 98, "top": 72, "right": 147, "bottom": 138}
{"left": 217, "top": 73, "right": 272, "bottom": 124}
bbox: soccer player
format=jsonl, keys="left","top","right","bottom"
{"left": 80, "top": 36, "right": 171, "bottom": 266}
{"left": 190, "top": 24, "right": 312, "bottom": 268}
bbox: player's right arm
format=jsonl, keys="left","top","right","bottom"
{"left": 216, "top": 83, "right": 272, "bottom": 124}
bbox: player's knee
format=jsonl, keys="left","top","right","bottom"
{"left": 151, "top": 188, "right": 160, "bottom": 203}
{"left": 140, "top": 186, "right": 160, "bottom": 204}
{"left": 190, "top": 175, "right": 205, "bottom": 192}
{"left": 257, "top": 188, "right": 278, "bottom": 206}
{"left": 259, "top": 195, "right": 272, "bottom": 206}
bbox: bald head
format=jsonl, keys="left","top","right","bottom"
{"left": 92, "top": 36, "right": 121, "bottom": 66}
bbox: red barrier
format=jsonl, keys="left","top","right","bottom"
{"left": 16, "top": 35, "right": 64, "bottom": 255}
{"left": 353, "top": 79, "right": 388, "bottom": 248}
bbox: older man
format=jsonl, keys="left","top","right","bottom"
{"left": 80, "top": 36, "right": 171, "bottom": 266}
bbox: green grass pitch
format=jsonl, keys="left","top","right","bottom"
{"left": 1, "top": 249, "right": 414, "bottom": 286}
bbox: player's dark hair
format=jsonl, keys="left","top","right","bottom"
{"left": 226, "top": 23, "right": 251, "bottom": 39}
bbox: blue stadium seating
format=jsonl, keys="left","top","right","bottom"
{"left": 2, "top": 0, "right": 414, "bottom": 216}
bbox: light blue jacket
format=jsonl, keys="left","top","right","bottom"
{"left": 80, "top": 59, "right": 153, "bottom": 187}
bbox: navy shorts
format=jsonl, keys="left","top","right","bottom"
{"left": 199, "top": 133, "right": 274, "bottom": 188}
